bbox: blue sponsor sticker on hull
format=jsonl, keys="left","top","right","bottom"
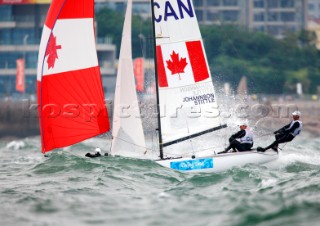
{"left": 170, "top": 158, "right": 214, "bottom": 171}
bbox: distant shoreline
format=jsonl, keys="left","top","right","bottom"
{"left": 0, "top": 98, "right": 319, "bottom": 141}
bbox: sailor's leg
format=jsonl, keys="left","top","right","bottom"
{"left": 238, "top": 143, "right": 253, "bottom": 152}
{"left": 275, "top": 133, "right": 282, "bottom": 140}
{"left": 264, "top": 134, "right": 294, "bottom": 150}
{"left": 225, "top": 144, "right": 232, "bottom": 152}
{"left": 218, "top": 143, "right": 232, "bottom": 154}
{"left": 264, "top": 140, "right": 278, "bottom": 151}
{"left": 230, "top": 140, "right": 242, "bottom": 152}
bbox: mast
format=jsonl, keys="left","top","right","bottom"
{"left": 150, "top": 0, "right": 164, "bottom": 159}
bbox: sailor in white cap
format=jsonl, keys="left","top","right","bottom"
{"left": 218, "top": 121, "right": 254, "bottom": 154}
{"left": 258, "top": 111, "right": 302, "bottom": 152}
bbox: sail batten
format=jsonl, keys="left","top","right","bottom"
{"left": 37, "top": 0, "right": 110, "bottom": 153}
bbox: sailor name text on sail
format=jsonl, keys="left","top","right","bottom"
{"left": 154, "top": 0, "right": 194, "bottom": 22}
{"left": 183, "top": 93, "right": 215, "bottom": 105}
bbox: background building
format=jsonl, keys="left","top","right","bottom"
{"left": 0, "top": 1, "right": 116, "bottom": 97}
{"left": 193, "top": 0, "right": 307, "bottom": 38}
{"left": 307, "top": 0, "right": 320, "bottom": 49}
{"left": 101, "top": 0, "right": 307, "bottom": 38}
{"left": 96, "top": 0, "right": 150, "bottom": 19}
{"left": 307, "top": 0, "right": 320, "bottom": 19}
{"left": 0, "top": 0, "right": 312, "bottom": 97}
{"left": 248, "top": 0, "right": 307, "bottom": 38}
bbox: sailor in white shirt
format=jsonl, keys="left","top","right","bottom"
{"left": 218, "top": 122, "right": 253, "bottom": 154}
{"left": 259, "top": 111, "right": 302, "bottom": 152}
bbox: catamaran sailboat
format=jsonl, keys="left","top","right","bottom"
{"left": 37, "top": 0, "right": 278, "bottom": 173}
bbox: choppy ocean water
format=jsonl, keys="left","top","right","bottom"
{"left": 0, "top": 133, "right": 320, "bottom": 226}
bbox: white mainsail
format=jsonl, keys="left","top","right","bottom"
{"left": 153, "top": 0, "right": 225, "bottom": 157}
{"left": 111, "top": 0, "right": 146, "bottom": 157}
{"left": 151, "top": 0, "right": 278, "bottom": 172}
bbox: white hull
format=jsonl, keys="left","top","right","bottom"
{"left": 156, "top": 150, "right": 278, "bottom": 173}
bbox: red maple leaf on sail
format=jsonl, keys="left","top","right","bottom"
{"left": 166, "top": 51, "right": 188, "bottom": 80}
{"left": 45, "top": 33, "right": 62, "bottom": 69}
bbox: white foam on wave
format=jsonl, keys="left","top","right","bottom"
{"left": 268, "top": 135, "right": 320, "bottom": 169}
{"left": 260, "top": 178, "right": 278, "bottom": 188}
{"left": 6, "top": 140, "right": 26, "bottom": 150}
{"left": 280, "top": 151, "right": 320, "bottom": 166}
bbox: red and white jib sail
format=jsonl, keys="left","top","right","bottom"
{"left": 37, "top": 0, "right": 110, "bottom": 153}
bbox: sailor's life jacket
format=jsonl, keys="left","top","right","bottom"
{"left": 288, "top": 120, "right": 302, "bottom": 137}
{"left": 237, "top": 129, "right": 253, "bottom": 144}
